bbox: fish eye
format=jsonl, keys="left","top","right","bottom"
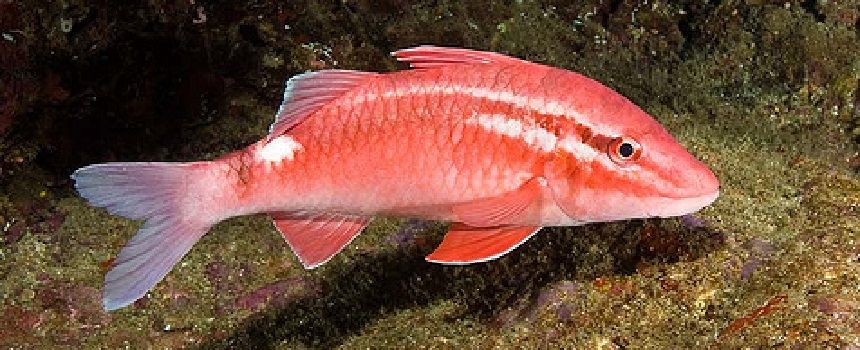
{"left": 608, "top": 136, "right": 641, "bottom": 163}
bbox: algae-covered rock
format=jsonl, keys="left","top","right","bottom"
{"left": 0, "top": 1, "right": 858, "bottom": 348}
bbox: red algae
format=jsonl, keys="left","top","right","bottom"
{"left": 721, "top": 294, "right": 788, "bottom": 338}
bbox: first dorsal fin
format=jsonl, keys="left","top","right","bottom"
{"left": 269, "top": 70, "right": 377, "bottom": 138}
{"left": 392, "top": 46, "right": 526, "bottom": 69}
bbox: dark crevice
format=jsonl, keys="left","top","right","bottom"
{"left": 676, "top": 5, "right": 698, "bottom": 59}
{"left": 238, "top": 24, "right": 266, "bottom": 47}
{"left": 800, "top": 0, "right": 827, "bottom": 22}
{"left": 676, "top": 1, "right": 722, "bottom": 59}
{"left": 597, "top": 0, "right": 623, "bottom": 29}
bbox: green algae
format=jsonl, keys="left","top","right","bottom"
{"left": 1, "top": 0, "right": 859, "bottom": 349}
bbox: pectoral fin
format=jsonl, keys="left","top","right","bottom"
{"left": 451, "top": 177, "right": 545, "bottom": 227}
{"left": 271, "top": 212, "right": 371, "bottom": 269}
{"left": 426, "top": 223, "right": 541, "bottom": 264}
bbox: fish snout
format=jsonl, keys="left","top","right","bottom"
{"left": 652, "top": 157, "right": 719, "bottom": 217}
{"left": 685, "top": 158, "right": 720, "bottom": 198}
{"left": 702, "top": 166, "right": 720, "bottom": 196}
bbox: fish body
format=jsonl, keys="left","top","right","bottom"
{"left": 223, "top": 63, "right": 573, "bottom": 225}
{"left": 73, "top": 47, "right": 719, "bottom": 310}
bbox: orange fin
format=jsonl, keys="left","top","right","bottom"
{"left": 271, "top": 212, "right": 371, "bottom": 269}
{"left": 426, "top": 224, "right": 541, "bottom": 264}
{"left": 268, "top": 70, "right": 377, "bottom": 138}
{"left": 452, "top": 177, "right": 545, "bottom": 227}
{"left": 392, "top": 46, "right": 527, "bottom": 69}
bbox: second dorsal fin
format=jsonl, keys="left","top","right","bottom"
{"left": 268, "top": 70, "right": 377, "bottom": 138}
{"left": 392, "top": 46, "right": 526, "bottom": 69}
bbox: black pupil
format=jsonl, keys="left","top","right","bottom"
{"left": 618, "top": 142, "right": 634, "bottom": 158}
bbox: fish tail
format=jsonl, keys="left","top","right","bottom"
{"left": 72, "top": 161, "right": 222, "bottom": 310}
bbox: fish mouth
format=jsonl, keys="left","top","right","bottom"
{"left": 646, "top": 190, "right": 720, "bottom": 218}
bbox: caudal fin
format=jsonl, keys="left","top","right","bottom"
{"left": 72, "top": 162, "right": 217, "bottom": 310}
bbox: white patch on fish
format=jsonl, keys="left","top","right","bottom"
{"left": 466, "top": 113, "right": 558, "bottom": 152}
{"left": 559, "top": 136, "right": 598, "bottom": 162}
{"left": 259, "top": 135, "right": 303, "bottom": 162}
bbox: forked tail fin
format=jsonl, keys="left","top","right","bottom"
{"left": 72, "top": 162, "right": 221, "bottom": 310}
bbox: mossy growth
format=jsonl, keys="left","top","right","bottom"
{"left": 0, "top": 0, "right": 858, "bottom": 349}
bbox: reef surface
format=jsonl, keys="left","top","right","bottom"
{"left": 0, "top": 1, "right": 858, "bottom": 348}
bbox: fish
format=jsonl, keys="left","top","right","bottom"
{"left": 72, "top": 46, "right": 720, "bottom": 310}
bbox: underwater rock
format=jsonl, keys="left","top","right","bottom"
{"left": 739, "top": 237, "right": 776, "bottom": 281}
{"left": 386, "top": 219, "right": 432, "bottom": 248}
{"left": 813, "top": 295, "right": 858, "bottom": 315}
{"left": 36, "top": 281, "right": 111, "bottom": 328}
{"left": 493, "top": 280, "right": 580, "bottom": 327}
{"left": 3, "top": 221, "right": 25, "bottom": 244}
{"left": 739, "top": 256, "right": 762, "bottom": 281}
{"left": 233, "top": 276, "right": 319, "bottom": 310}
{"left": 680, "top": 214, "right": 706, "bottom": 229}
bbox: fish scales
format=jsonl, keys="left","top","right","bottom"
{"left": 238, "top": 66, "right": 554, "bottom": 216}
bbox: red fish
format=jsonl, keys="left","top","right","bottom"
{"left": 73, "top": 46, "right": 719, "bottom": 310}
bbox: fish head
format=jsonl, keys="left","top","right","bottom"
{"left": 548, "top": 87, "right": 719, "bottom": 223}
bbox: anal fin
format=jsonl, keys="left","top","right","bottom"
{"left": 426, "top": 223, "right": 541, "bottom": 264}
{"left": 271, "top": 212, "right": 371, "bottom": 269}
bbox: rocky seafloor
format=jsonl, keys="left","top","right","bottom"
{"left": 0, "top": 1, "right": 858, "bottom": 348}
